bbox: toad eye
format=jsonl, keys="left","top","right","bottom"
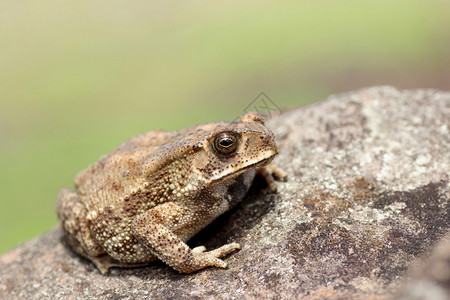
{"left": 213, "top": 132, "right": 238, "bottom": 155}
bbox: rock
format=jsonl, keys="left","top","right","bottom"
{"left": 0, "top": 86, "right": 449, "bottom": 299}
{"left": 395, "top": 233, "right": 450, "bottom": 300}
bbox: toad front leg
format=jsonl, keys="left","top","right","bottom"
{"left": 256, "top": 163, "right": 287, "bottom": 192}
{"left": 132, "top": 202, "right": 241, "bottom": 273}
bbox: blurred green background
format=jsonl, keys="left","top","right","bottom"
{"left": 1, "top": 0, "right": 449, "bottom": 254}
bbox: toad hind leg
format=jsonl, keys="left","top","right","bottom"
{"left": 57, "top": 190, "right": 157, "bottom": 274}
{"left": 56, "top": 189, "right": 104, "bottom": 259}
{"left": 132, "top": 202, "right": 241, "bottom": 273}
{"left": 89, "top": 255, "right": 153, "bottom": 274}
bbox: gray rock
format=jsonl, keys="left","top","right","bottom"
{"left": 395, "top": 233, "right": 450, "bottom": 300}
{"left": 1, "top": 86, "right": 449, "bottom": 299}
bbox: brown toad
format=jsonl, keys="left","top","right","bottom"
{"left": 56, "top": 111, "right": 286, "bottom": 274}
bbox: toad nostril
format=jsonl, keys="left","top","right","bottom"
{"left": 259, "top": 135, "right": 271, "bottom": 145}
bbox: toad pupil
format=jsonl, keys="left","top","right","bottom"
{"left": 220, "top": 138, "right": 233, "bottom": 147}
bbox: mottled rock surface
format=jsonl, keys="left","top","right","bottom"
{"left": 395, "top": 233, "right": 450, "bottom": 300}
{"left": 1, "top": 87, "right": 449, "bottom": 299}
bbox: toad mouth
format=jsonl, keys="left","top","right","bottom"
{"left": 210, "top": 153, "right": 276, "bottom": 183}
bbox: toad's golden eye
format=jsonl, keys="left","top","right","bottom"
{"left": 213, "top": 132, "right": 238, "bottom": 155}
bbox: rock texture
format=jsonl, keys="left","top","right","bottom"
{"left": 395, "top": 233, "right": 450, "bottom": 300}
{"left": 1, "top": 87, "right": 449, "bottom": 299}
